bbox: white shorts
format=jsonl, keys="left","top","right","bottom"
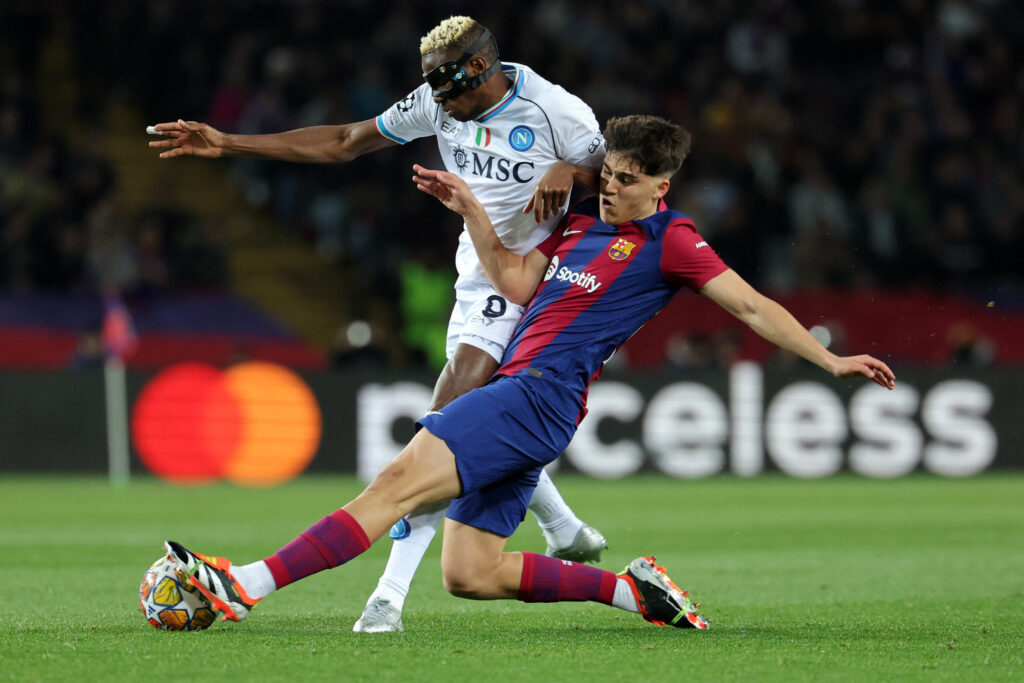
{"left": 445, "top": 286, "right": 526, "bottom": 363}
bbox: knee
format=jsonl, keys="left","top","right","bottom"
{"left": 441, "top": 562, "right": 492, "bottom": 599}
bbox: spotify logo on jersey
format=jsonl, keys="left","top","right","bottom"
{"left": 131, "top": 362, "right": 322, "bottom": 486}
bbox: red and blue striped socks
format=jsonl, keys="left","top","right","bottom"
{"left": 264, "top": 509, "right": 370, "bottom": 590}
{"left": 517, "top": 551, "right": 617, "bottom": 605}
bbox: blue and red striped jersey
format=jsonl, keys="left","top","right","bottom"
{"left": 496, "top": 196, "right": 728, "bottom": 417}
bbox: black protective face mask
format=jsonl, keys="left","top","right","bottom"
{"left": 423, "top": 29, "right": 501, "bottom": 100}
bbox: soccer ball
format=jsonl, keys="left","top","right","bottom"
{"left": 139, "top": 553, "right": 217, "bottom": 630}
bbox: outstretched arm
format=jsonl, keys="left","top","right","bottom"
{"left": 701, "top": 269, "right": 896, "bottom": 389}
{"left": 413, "top": 164, "right": 548, "bottom": 305}
{"left": 148, "top": 118, "right": 396, "bottom": 163}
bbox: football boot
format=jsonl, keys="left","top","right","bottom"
{"left": 352, "top": 597, "right": 404, "bottom": 633}
{"left": 164, "top": 541, "right": 260, "bottom": 622}
{"left": 547, "top": 524, "right": 608, "bottom": 563}
{"left": 618, "top": 556, "right": 708, "bottom": 629}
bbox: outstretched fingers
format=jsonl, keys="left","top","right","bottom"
{"left": 413, "top": 177, "right": 451, "bottom": 202}
{"left": 151, "top": 121, "right": 185, "bottom": 134}
{"left": 147, "top": 120, "right": 192, "bottom": 158}
{"left": 862, "top": 355, "right": 896, "bottom": 389}
{"left": 844, "top": 355, "right": 895, "bottom": 389}
{"left": 148, "top": 132, "right": 186, "bottom": 149}
{"left": 412, "top": 164, "right": 465, "bottom": 202}
{"left": 412, "top": 164, "right": 453, "bottom": 183}
{"left": 412, "top": 166, "right": 452, "bottom": 202}
{"left": 159, "top": 147, "right": 189, "bottom": 159}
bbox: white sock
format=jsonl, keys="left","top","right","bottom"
{"left": 366, "top": 504, "right": 448, "bottom": 612}
{"left": 612, "top": 578, "right": 640, "bottom": 613}
{"left": 231, "top": 560, "right": 277, "bottom": 600}
{"left": 528, "top": 469, "right": 584, "bottom": 550}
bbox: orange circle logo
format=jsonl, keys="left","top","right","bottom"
{"left": 131, "top": 362, "right": 321, "bottom": 486}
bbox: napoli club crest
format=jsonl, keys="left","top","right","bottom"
{"left": 389, "top": 518, "right": 411, "bottom": 540}
{"left": 608, "top": 238, "right": 636, "bottom": 261}
{"left": 508, "top": 125, "right": 535, "bottom": 151}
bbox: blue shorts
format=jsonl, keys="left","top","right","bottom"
{"left": 417, "top": 373, "right": 579, "bottom": 537}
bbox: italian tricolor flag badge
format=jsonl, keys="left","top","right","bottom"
{"left": 475, "top": 127, "right": 492, "bottom": 147}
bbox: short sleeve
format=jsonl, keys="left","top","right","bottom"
{"left": 535, "top": 203, "right": 593, "bottom": 259}
{"left": 546, "top": 88, "right": 605, "bottom": 167}
{"left": 375, "top": 83, "right": 437, "bottom": 144}
{"left": 661, "top": 221, "right": 729, "bottom": 291}
{"left": 535, "top": 221, "right": 565, "bottom": 258}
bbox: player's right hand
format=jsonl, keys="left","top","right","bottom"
{"left": 148, "top": 120, "right": 226, "bottom": 159}
{"left": 412, "top": 164, "right": 482, "bottom": 217}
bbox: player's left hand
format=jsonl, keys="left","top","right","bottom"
{"left": 524, "top": 162, "right": 573, "bottom": 224}
{"left": 831, "top": 354, "right": 896, "bottom": 390}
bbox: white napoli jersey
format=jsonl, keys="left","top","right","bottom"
{"left": 376, "top": 63, "right": 605, "bottom": 294}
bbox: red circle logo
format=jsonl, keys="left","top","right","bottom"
{"left": 131, "top": 362, "right": 321, "bottom": 486}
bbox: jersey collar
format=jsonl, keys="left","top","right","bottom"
{"left": 474, "top": 64, "right": 523, "bottom": 123}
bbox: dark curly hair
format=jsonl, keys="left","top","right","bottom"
{"left": 603, "top": 115, "right": 691, "bottom": 177}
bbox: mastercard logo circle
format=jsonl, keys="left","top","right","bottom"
{"left": 131, "top": 361, "right": 322, "bottom": 486}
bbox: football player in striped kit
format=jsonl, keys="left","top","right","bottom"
{"left": 149, "top": 15, "right": 608, "bottom": 632}
{"left": 164, "top": 114, "right": 893, "bottom": 633}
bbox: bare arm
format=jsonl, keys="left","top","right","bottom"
{"left": 413, "top": 164, "right": 549, "bottom": 305}
{"left": 522, "top": 161, "right": 602, "bottom": 224}
{"left": 569, "top": 163, "right": 602, "bottom": 193}
{"left": 149, "top": 118, "right": 396, "bottom": 163}
{"left": 701, "top": 269, "right": 896, "bottom": 389}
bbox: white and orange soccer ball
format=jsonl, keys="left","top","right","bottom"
{"left": 139, "top": 553, "right": 216, "bottom": 630}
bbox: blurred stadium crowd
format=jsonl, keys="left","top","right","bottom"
{"left": 2, "top": 0, "right": 1022, "bottom": 367}
{"left": 0, "top": 1, "right": 230, "bottom": 296}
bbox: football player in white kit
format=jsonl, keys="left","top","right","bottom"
{"left": 148, "top": 15, "right": 607, "bottom": 633}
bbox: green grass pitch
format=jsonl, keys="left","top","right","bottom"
{"left": 1, "top": 474, "right": 1022, "bottom": 681}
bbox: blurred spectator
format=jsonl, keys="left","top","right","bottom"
{"left": 666, "top": 331, "right": 714, "bottom": 371}
{"left": 947, "top": 320, "right": 995, "bottom": 367}
{"left": 68, "top": 325, "right": 105, "bottom": 370}
{"left": 0, "top": 206, "right": 36, "bottom": 292}
{"left": 665, "top": 329, "right": 744, "bottom": 372}
{"left": 788, "top": 149, "right": 857, "bottom": 287}
{"left": 399, "top": 246, "right": 454, "bottom": 370}
{"left": 712, "top": 329, "right": 743, "bottom": 368}
{"left": 852, "top": 177, "right": 906, "bottom": 286}
{"left": 929, "top": 201, "right": 989, "bottom": 286}
{"left": 86, "top": 197, "right": 138, "bottom": 291}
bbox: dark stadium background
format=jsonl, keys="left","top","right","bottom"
{"left": 1, "top": 0, "right": 1021, "bottom": 478}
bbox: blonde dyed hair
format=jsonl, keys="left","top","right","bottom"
{"left": 419, "top": 15, "right": 476, "bottom": 54}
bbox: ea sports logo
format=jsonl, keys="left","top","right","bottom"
{"left": 131, "top": 361, "right": 322, "bottom": 486}
{"left": 544, "top": 255, "right": 560, "bottom": 281}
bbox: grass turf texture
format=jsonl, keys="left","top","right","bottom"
{"left": 1, "top": 475, "right": 1021, "bottom": 681}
